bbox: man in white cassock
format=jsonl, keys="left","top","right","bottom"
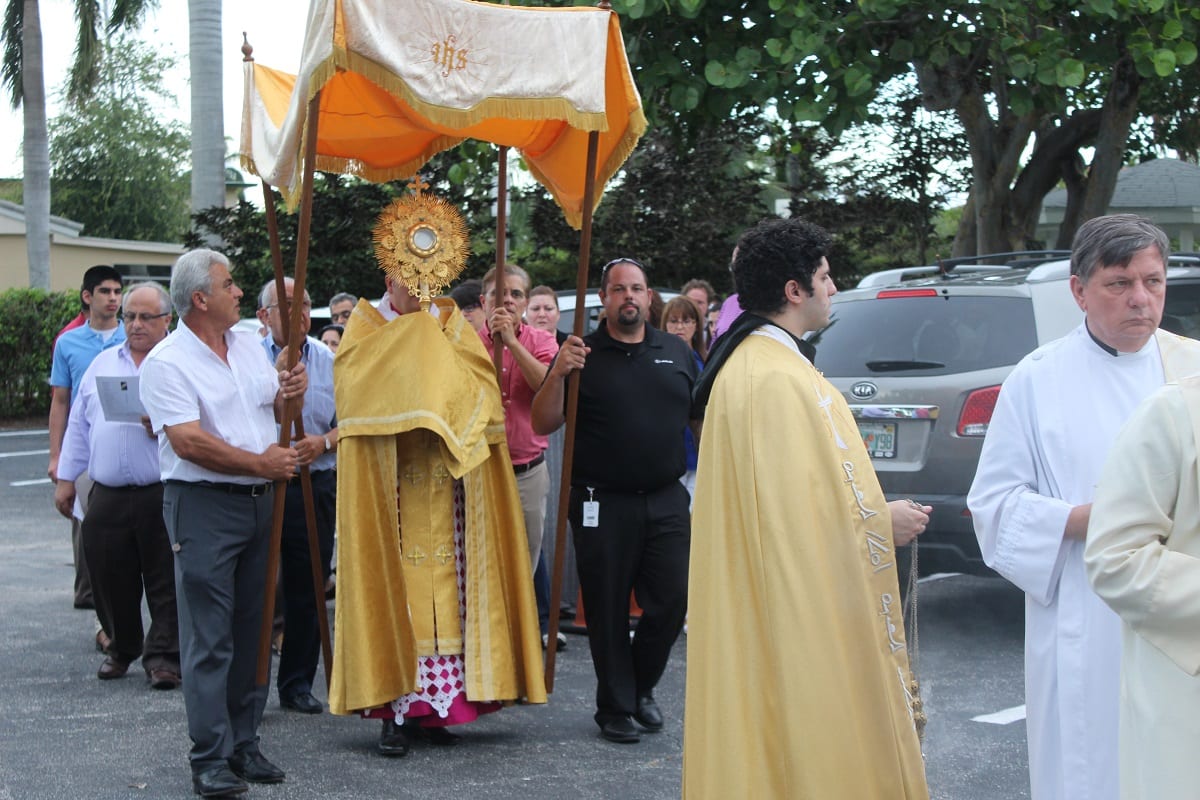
{"left": 968, "top": 213, "right": 1200, "bottom": 800}
{"left": 1086, "top": 373, "right": 1200, "bottom": 800}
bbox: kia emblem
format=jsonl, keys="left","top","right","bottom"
{"left": 850, "top": 381, "right": 878, "bottom": 400}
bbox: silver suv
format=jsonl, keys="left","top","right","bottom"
{"left": 809, "top": 253, "right": 1200, "bottom": 575}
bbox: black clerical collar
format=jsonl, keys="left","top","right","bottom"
{"left": 1084, "top": 321, "right": 1128, "bottom": 357}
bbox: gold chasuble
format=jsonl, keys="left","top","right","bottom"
{"left": 328, "top": 298, "right": 547, "bottom": 715}
{"left": 684, "top": 331, "right": 928, "bottom": 799}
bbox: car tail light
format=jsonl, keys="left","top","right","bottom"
{"left": 876, "top": 288, "right": 939, "bottom": 299}
{"left": 958, "top": 386, "right": 1001, "bottom": 436}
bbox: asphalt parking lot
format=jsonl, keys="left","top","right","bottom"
{"left": 0, "top": 425, "right": 1031, "bottom": 799}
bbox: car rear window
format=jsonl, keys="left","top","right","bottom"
{"left": 811, "top": 295, "right": 1038, "bottom": 377}
{"left": 1163, "top": 280, "right": 1200, "bottom": 340}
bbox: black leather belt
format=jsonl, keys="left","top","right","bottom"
{"left": 512, "top": 453, "right": 545, "bottom": 475}
{"left": 93, "top": 481, "right": 159, "bottom": 492}
{"left": 168, "top": 480, "right": 272, "bottom": 497}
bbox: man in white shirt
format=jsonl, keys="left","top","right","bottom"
{"left": 140, "top": 250, "right": 307, "bottom": 799}
{"left": 968, "top": 214, "right": 1200, "bottom": 800}
{"left": 55, "top": 282, "right": 180, "bottom": 689}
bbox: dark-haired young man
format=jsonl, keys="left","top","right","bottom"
{"left": 49, "top": 264, "right": 125, "bottom": 615}
{"left": 533, "top": 258, "right": 697, "bottom": 744}
{"left": 684, "top": 218, "right": 928, "bottom": 798}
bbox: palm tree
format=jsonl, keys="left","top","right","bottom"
{"left": 1, "top": 0, "right": 153, "bottom": 289}
{"left": 189, "top": 0, "right": 224, "bottom": 218}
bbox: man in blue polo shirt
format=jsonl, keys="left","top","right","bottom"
{"left": 49, "top": 264, "right": 125, "bottom": 615}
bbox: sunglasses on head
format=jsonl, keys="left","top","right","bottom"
{"left": 599, "top": 257, "right": 647, "bottom": 286}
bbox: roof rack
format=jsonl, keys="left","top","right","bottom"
{"left": 855, "top": 250, "right": 1073, "bottom": 289}
{"left": 934, "top": 250, "right": 1072, "bottom": 271}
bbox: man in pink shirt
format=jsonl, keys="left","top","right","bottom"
{"left": 479, "top": 264, "right": 559, "bottom": 569}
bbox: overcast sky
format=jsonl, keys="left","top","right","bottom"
{"left": 0, "top": 0, "right": 308, "bottom": 184}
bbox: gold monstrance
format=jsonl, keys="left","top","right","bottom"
{"left": 373, "top": 175, "right": 470, "bottom": 310}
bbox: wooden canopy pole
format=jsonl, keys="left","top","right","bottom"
{"left": 255, "top": 89, "right": 331, "bottom": 688}
{"left": 544, "top": 129, "right": 600, "bottom": 691}
{"left": 257, "top": 178, "right": 335, "bottom": 693}
{"left": 491, "top": 145, "right": 509, "bottom": 383}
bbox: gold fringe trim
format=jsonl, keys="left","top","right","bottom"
{"left": 250, "top": 45, "right": 648, "bottom": 226}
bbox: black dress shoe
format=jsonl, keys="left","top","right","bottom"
{"left": 634, "top": 693, "right": 664, "bottom": 732}
{"left": 227, "top": 749, "right": 285, "bottom": 784}
{"left": 280, "top": 691, "right": 323, "bottom": 714}
{"left": 378, "top": 718, "right": 410, "bottom": 757}
{"left": 406, "top": 722, "right": 461, "bottom": 746}
{"left": 599, "top": 716, "right": 641, "bottom": 743}
{"left": 191, "top": 765, "right": 247, "bottom": 797}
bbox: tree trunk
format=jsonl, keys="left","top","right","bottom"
{"left": 951, "top": 188, "right": 976, "bottom": 257}
{"left": 1054, "top": 154, "right": 1088, "bottom": 249}
{"left": 22, "top": 0, "right": 49, "bottom": 289}
{"left": 1054, "top": 60, "right": 1141, "bottom": 248}
{"left": 1079, "top": 57, "right": 1142, "bottom": 221}
{"left": 189, "top": 0, "right": 225, "bottom": 224}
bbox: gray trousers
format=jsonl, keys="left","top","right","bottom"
{"left": 515, "top": 459, "right": 550, "bottom": 570}
{"left": 71, "top": 472, "right": 94, "bottom": 607}
{"left": 163, "top": 481, "right": 272, "bottom": 772}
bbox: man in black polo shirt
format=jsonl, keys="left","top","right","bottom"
{"left": 532, "top": 258, "right": 697, "bottom": 744}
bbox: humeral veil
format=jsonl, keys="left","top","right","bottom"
{"left": 328, "top": 298, "right": 546, "bottom": 715}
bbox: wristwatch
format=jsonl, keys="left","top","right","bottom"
{"left": 323, "top": 435, "right": 332, "bottom": 452}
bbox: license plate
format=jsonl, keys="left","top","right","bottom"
{"left": 859, "top": 422, "right": 897, "bottom": 459}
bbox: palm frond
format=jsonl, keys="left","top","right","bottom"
{"left": 1, "top": 0, "right": 24, "bottom": 108}
{"left": 106, "top": 0, "right": 154, "bottom": 34}
{"left": 66, "top": 0, "right": 100, "bottom": 105}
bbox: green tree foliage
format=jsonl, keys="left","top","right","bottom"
{"left": 48, "top": 38, "right": 189, "bottom": 241}
{"left": 518, "top": 111, "right": 771, "bottom": 293}
{"left": 0, "top": 287, "right": 78, "bottom": 417}
{"left": 835, "top": 82, "right": 969, "bottom": 264}
{"left": 594, "top": 0, "right": 1200, "bottom": 254}
{"left": 2, "top": 0, "right": 156, "bottom": 288}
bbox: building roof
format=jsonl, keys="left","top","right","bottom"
{"left": 0, "top": 199, "right": 85, "bottom": 237}
{"left": 1043, "top": 157, "right": 1200, "bottom": 209}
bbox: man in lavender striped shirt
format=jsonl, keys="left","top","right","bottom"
{"left": 55, "top": 282, "right": 180, "bottom": 689}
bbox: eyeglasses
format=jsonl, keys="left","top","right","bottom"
{"left": 665, "top": 317, "right": 697, "bottom": 327}
{"left": 599, "top": 257, "right": 647, "bottom": 286}
{"left": 122, "top": 312, "right": 170, "bottom": 324}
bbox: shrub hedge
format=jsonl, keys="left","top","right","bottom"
{"left": 0, "top": 288, "right": 81, "bottom": 419}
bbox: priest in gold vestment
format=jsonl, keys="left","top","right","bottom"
{"left": 329, "top": 279, "right": 546, "bottom": 756}
{"left": 685, "top": 219, "right": 928, "bottom": 799}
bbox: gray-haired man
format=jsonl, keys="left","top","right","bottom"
{"left": 141, "top": 250, "right": 307, "bottom": 798}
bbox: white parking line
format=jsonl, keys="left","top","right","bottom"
{"left": 0, "top": 449, "right": 49, "bottom": 459}
{"left": 0, "top": 429, "right": 48, "bottom": 438}
{"left": 11, "top": 478, "right": 51, "bottom": 487}
{"left": 972, "top": 704, "right": 1026, "bottom": 725}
